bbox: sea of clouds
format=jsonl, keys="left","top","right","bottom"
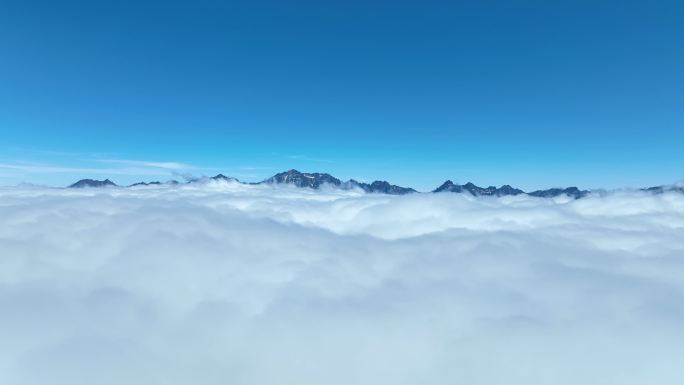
{"left": 1, "top": 181, "right": 684, "bottom": 385}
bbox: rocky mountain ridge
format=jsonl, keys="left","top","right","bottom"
{"left": 67, "top": 169, "right": 681, "bottom": 199}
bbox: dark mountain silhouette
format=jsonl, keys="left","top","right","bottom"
{"left": 263, "top": 169, "right": 341, "bottom": 189}
{"left": 345, "top": 179, "right": 416, "bottom": 195}
{"left": 69, "top": 179, "right": 117, "bottom": 188}
{"left": 129, "top": 181, "right": 162, "bottom": 187}
{"left": 211, "top": 174, "right": 240, "bottom": 183}
{"left": 528, "top": 187, "right": 589, "bottom": 200}
{"left": 433, "top": 181, "right": 524, "bottom": 196}
{"left": 642, "top": 185, "right": 684, "bottom": 194}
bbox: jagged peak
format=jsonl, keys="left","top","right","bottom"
{"left": 211, "top": 174, "right": 238, "bottom": 181}
{"left": 68, "top": 178, "right": 118, "bottom": 188}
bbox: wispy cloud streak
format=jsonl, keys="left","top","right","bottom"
{"left": 94, "top": 159, "right": 195, "bottom": 170}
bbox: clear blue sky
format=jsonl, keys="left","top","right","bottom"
{"left": 1, "top": 0, "right": 682, "bottom": 190}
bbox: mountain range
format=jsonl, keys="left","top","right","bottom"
{"left": 67, "top": 169, "right": 682, "bottom": 199}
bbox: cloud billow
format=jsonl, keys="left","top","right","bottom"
{"left": 1, "top": 184, "right": 683, "bottom": 384}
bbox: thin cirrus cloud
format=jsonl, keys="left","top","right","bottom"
{"left": 93, "top": 159, "right": 195, "bottom": 170}
{"left": 0, "top": 159, "right": 196, "bottom": 179}
{"left": 0, "top": 183, "right": 683, "bottom": 385}
{"left": 0, "top": 162, "right": 135, "bottom": 175}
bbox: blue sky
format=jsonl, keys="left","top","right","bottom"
{"left": 1, "top": 0, "right": 682, "bottom": 190}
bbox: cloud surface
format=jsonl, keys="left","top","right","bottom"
{"left": 1, "top": 182, "right": 684, "bottom": 385}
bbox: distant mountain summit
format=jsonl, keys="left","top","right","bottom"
{"left": 262, "top": 170, "right": 416, "bottom": 194}
{"left": 69, "top": 179, "right": 117, "bottom": 188}
{"left": 344, "top": 179, "right": 416, "bottom": 195}
{"left": 433, "top": 181, "right": 524, "bottom": 197}
{"left": 129, "top": 181, "right": 162, "bottom": 187}
{"left": 263, "top": 169, "right": 341, "bottom": 189}
{"left": 211, "top": 174, "right": 240, "bottom": 183}
{"left": 528, "top": 187, "right": 589, "bottom": 200}
{"left": 642, "top": 184, "right": 684, "bottom": 194}
{"left": 363, "top": 180, "right": 416, "bottom": 195}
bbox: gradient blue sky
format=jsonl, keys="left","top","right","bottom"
{"left": 1, "top": 0, "right": 682, "bottom": 190}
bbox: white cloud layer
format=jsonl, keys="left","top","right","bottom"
{"left": 1, "top": 182, "right": 684, "bottom": 385}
